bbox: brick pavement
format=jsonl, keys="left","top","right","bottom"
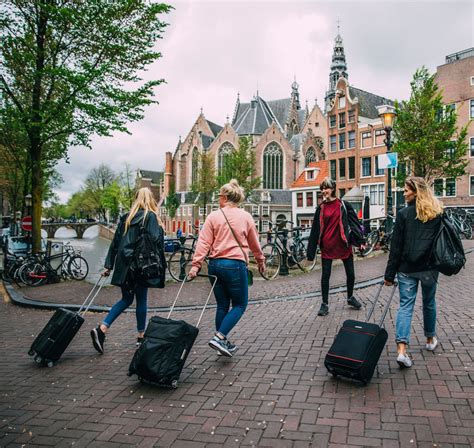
{"left": 0, "top": 249, "right": 473, "bottom": 447}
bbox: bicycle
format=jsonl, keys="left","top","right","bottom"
{"left": 259, "top": 220, "right": 316, "bottom": 280}
{"left": 361, "top": 215, "right": 394, "bottom": 257}
{"left": 167, "top": 224, "right": 208, "bottom": 282}
{"left": 445, "top": 208, "right": 472, "bottom": 240}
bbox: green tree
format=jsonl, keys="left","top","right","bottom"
{"left": 191, "top": 150, "right": 217, "bottom": 220}
{"left": 165, "top": 180, "right": 180, "bottom": 218}
{"left": 119, "top": 163, "right": 136, "bottom": 210}
{"left": 1, "top": 0, "right": 171, "bottom": 251}
{"left": 102, "top": 181, "right": 121, "bottom": 222}
{"left": 84, "top": 164, "right": 117, "bottom": 222}
{"left": 393, "top": 67, "right": 468, "bottom": 185}
{"left": 217, "top": 136, "right": 261, "bottom": 198}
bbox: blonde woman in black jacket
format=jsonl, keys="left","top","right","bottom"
{"left": 384, "top": 177, "right": 443, "bottom": 368}
{"left": 90, "top": 188, "right": 165, "bottom": 354}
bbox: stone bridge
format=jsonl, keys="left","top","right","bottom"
{"left": 42, "top": 222, "right": 99, "bottom": 239}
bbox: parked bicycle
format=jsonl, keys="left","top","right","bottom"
{"left": 361, "top": 215, "right": 394, "bottom": 257}
{"left": 260, "top": 220, "right": 316, "bottom": 280}
{"left": 445, "top": 208, "right": 472, "bottom": 240}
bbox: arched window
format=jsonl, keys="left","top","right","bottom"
{"left": 217, "top": 142, "right": 234, "bottom": 177}
{"left": 263, "top": 143, "right": 283, "bottom": 189}
{"left": 192, "top": 147, "right": 199, "bottom": 185}
{"left": 305, "top": 147, "right": 317, "bottom": 166}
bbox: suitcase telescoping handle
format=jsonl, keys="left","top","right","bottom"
{"left": 167, "top": 273, "right": 218, "bottom": 328}
{"left": 366, "top": 281, "right": 398, "bottom": 327}
{"left": 77, "top": 275, "right": 107, "bottom": 316}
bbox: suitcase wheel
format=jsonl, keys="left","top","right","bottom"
{"left": 331, "top": 373, "right": 338, "bottom": 378}
{"left": 171, "top": 380, "right": 178, "bottom": 389}
{"left": 28, "top": 349, "right": 35, "bottom": 357}
{"left": 47, "top": 360, "right": 54, "bottom": 368}
{"left": 34, "top": 355, "right": 43, "bottom": 364}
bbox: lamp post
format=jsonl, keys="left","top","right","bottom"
{"left": 25, "top": 193, "right": 32, "bottom": 254}
{"left": 377, "top": 105, "right": 397, "bottom": 232}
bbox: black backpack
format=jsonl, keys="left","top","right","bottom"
{"left": 430, "top": 214, "right": 466, "bottom": 276}
{"left": 130, "top": 217, "right": 163, "bottom": 283}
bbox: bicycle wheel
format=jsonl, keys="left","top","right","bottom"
{"left": 362, "top": 230, "right": 379, "bottom": 256}
{"left": 68, "top": 255, "right": 89, "bottom": 280}
{"left": 168, "top": 248, "right": 198, "bottom": 282}
{"left": 293, "top": 238, "right": 317, "bottom": 272}
{"left": 18, "top": 261, "right": 47, "bottom": 286}
{"left": 260, "top": 244, "right": 281, "bottom": 280}
{"left": 462, "top": 224, "right": 472, "bottom": 240}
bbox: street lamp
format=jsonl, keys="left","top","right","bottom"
{"left": 25, "top": 193, "right": 32, "bottom": 253}
{"left": 377, "top": 105, "right": 397, "bottom": 232}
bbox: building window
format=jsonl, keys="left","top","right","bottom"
{"left": 339, "top": 133, "right": 345, "bottom": 150}
{"left": 192, "top": 147, "right": 199, "bottom": 185}
{"left": 446, "top": 178, "right": 456, "bottom": 196}
{"left": 361, "top": 157, "right": 371, "bottom": 177}
{"left": 305, "top": 147, "right": 317, "bottom": 166}
{"left": 339, "top": 188, "right": 346, "bottom": 198}
{"left": 471, "top": 137, "right": 474, "bottom": 157}
{"left": 378, "top": 184, "right": 385, "bottom": 206}
{"left": 348, "top": 109, "right": 356, "bottom": 123}
{"left": 362, "top": 185, "right": 369, "bottom": 198}
{"left": 348, "top": 131, "right": 356, "bottom": 149}
{"left": 348, "top": 156, "right": 355, "bottom": 179}
{"left": 297, "top": 192, "right": 303, "bottom": 207}
{"left": 217, "top": 142, "right": 234, "bottom": 177}
{"left": 339, "top": 96, "right": 346, "bottom": 109}
{"left": 370, "top": 184, "right": 377, "bottom": 205}
{"left": 361, "top": 131, "right": 372, "bottom": 148}
{"left": 339, "top": 112, "right": 346, "bottom": 129}
{"left": 471, "top": 99, "right": 474, "bottom": 119}
{"left": 263, "top": 143, "right": 283, "bottom": 189}
{"left": 306, "top": 192, "right": 314, "bottom": 207}
{"left": 470, "top": 176, "right": 474, "bottom": 196}
{"left": 471, "top": 76, "right": 474, "bottom": 86}
{"left": 261, "top": 205, "right": 270, "bottom": 216}
{"left": 306, "top": 170, "right": 315, "bottom": 180}
{"left": 375, "top": 156, "right": 384, "bottom": 176}
{"left": 339, "top": 158, "right": 346, "bottom": 179}
{"left": 434, "top": 179, "right": 444, "bottom": 196}
{"left": 329, "top": 115, "right": 336, "bottom": 128}
{"left": 374, "top": 129, "right": 385, "bottom": 146}
{"left": 434, "top": 178, "right": 456, "bottom": 197}
{"left": 330, "top": 160, "right": 337, "bottom": 180}
{"left": 330, "top": 135, "right": 337, "bottom": 152}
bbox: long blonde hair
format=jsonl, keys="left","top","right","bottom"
{"left": 405, "top": 176, "right": 443, "bottom": 223}
{"left": 125, "top": 187, "right": 162, "bottom": 232}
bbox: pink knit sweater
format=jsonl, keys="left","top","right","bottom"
{"left": 191, "top": 206, "right": 265, "bottom": 273}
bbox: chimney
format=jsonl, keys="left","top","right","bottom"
{"left": 164, "top": 152, "right": 173, "bottom": 197}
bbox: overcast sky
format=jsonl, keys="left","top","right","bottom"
{"left": 55, "top": 0, "right": 473, "bottom": 202}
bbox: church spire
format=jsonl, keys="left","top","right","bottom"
{"left": 325, "top": 26, "right": 348, "bottom": 111}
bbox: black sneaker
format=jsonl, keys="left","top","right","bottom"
{"left": 136, "top": 337, "right": 144, "bottom": 348}
{"left": 209, "top": 335, "right": 232, "bottom": 357}
{"left": 217, "top": 340, "right": 238, "bottom": 356}
{"left": 91, "top": 326, "right": 105, "bottom": 354}
{"left": 347, "top": 296, "right": 362, "bottom": 309}
{"left": 317, "top": 303, "right": 329, "bottom": 316}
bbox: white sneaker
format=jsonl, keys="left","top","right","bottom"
{"left": 397, "top": 353, "right": 413, "bottom": 368}
{"left": 426, "top": 337, "right": 438, "bottom": 351}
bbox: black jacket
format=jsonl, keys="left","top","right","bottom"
{"left": 105, "top": 210, "right": 166, "bottom": 288}
{"left": 307, "top": 199, "right": 364, "bottom": 261}
{"left": 384, "top": 202, "right": 441, "bottom": 282}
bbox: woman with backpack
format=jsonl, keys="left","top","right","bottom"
{"left": 306, "top": 177, "right": 366, "bottom": 317}
{"left": 384, "top": 176, "right": 443, "bottom": 368}
{"left": 90, "top": 187, "right": 166, "bottom": 354}
{"left": 187, "top": 179, "right": 266, "bottom": 357}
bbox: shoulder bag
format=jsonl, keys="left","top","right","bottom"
{"left": 220, "top": 209, "right": 254, "bottom": 286}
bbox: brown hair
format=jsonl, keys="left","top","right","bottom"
{"left": 320, "top": 177, "right": 337, "bottom": 197}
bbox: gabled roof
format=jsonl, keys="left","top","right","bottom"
{"left": 266, "top": 98, "right": 292, "bottom": 128}
{"left": 290, "top": 161, "right": 329, "bottom": 189}
{"left": 201, "top": 134, "right": 214, "bottom": 149}
{"left": 138, "top": 169, "right": 163, "bottom": 185}
{"left": 348, "top": 86, "right": 393, "bottom": 119}
{"left": 206, "top": 120, "right": 223, "bottom": 137}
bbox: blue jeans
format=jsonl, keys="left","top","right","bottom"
{"left": 102, "top": 286, "right": 148, "bottom": 333}
{"left": 208, "top": 258, "right": 248, "bottom": 337}
{"left": 396, "top": 271, "right": 438, "bottom": 345}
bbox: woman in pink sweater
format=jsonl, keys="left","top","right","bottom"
{"left": 188, "top": 179, "right": 265, "bottom": 357}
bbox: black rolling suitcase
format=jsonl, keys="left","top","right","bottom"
{"left": 28, "top": 276, "right": 105, "bottom": 367}
{"left": 324, "top": 282, "right": 397, "bottom": 385}
{"left": 128, "top": 274, "right": 217, "bottom": 388}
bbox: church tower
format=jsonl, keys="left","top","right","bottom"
{"left": 324, "top": 30, "right": 348, "bottom": 111}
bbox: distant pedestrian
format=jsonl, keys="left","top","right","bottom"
{"left": 307, "top": 177, "right": 366, "bottom": 316}
{"left": 176, "top": 227, "right": 183, "bottom": 239}
{"left": 267, "top": 221, "right": 273, "bottom": 244}
{"left": 188, "top": 179, "right": 266, "bottom": 357}
{"left": 384, "top": 177, "right": 443, "bottom": 368}
{"left": 90, "top": 187, "right": 166, "bottom": 354}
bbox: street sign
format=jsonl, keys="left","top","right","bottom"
{"left": 377, "top": 152, "right": 398, "bottom": 169}
{"left": 21, "top": 215, "right": 32, "bottom": 232}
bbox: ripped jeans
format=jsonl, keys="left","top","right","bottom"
{"left": 396, "top": 271, "right": 438, "bottom": 345}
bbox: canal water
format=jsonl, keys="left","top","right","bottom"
{"left": 43, "top": 226, "right": 111, "bottom": 284}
